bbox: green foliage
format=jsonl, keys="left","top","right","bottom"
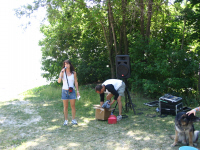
{"left": 15, "top": 0, "right": 200, "bottom": 102}
{"left": 128, "top": 32, "right": 199, "bottom": 100}
{"left": 77, "top": 27, "right": 111, "bottom": 84}
{"left": 38, "top": 1, "right": 111, "bottom": 84}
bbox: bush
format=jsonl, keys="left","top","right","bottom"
{"left": 128, "top": 33, "right": 199, "bottom": 102}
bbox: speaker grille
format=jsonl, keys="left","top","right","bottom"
{"left": 117, "top": 64, "right": 129, "bottom": 77}
{"left": 116, "top": 55, "right": 131, "bottom": 78}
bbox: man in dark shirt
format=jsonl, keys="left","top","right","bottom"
{"left": 95, "top": 79, "right": 125, "bottom": 121}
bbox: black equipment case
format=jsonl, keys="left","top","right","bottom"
{"left": 159, "top": 94, "right": 183, "bottom": 115}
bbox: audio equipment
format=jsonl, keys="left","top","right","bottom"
{"left": 116, "top": 55, "right": 131, "bottom": 78}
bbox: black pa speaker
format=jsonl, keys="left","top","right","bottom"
{"left": 116, "top": 55, "right": 131, "bottom": 78}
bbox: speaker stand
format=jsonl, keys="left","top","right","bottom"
{"left": 111, "top": 79, "right": 136, "bottom": 114}
{"left": 124, "top": 82, "right": 136, "bottom": 114}
{"left": 111, "top": 102, "right": 126, "bottom": 114}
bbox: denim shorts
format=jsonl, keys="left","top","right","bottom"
{"left": 61, "top": 89, "right": 76, "bottom": 100}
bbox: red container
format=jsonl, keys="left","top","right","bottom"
{"left": 108, "top": 115, "right": 117, "bottom": 124}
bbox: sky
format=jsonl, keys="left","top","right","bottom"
{"left": 0, "top": 0, "right": 48, "bottom": 100}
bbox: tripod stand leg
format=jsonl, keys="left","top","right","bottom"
{"left": 126, "top": 87, "right": 136, "bottom": 114}
{"left": 111, "top": 101, "right": 126, "bottom": 114}
{"left": 125, "top": 91, "right": 129, "bottom": 112}
{"left": 112, "top": 102, "right": 118, "bottom": 114}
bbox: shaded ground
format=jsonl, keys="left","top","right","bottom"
{"left": 0, "top": 93, "right": 200, "bottom": 150}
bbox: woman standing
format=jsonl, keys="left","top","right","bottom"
{"left": 58, "top": 60, "right": 80, "bottom": 125}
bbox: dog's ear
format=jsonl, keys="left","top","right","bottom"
{"left": 187, "top": 113, "right": 195, "bottom": 118}
{"left": 187, "top": 113, "right": 200, "bottom": 122}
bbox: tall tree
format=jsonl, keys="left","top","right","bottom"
{"left": 15, "top": 0, "right": 200, "bottom": 99}
{"left": 146, "top": 0, "right": 153, "bottom": 42}
{"left": 139, "top": 0, "right": 145, "bottom": 38}
{"left": 122, "top": 0, "right": 128, "bottom": 54}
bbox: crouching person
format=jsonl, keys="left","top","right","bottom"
{"left": 95, "top": 79, "right": 125, "bottom": 121}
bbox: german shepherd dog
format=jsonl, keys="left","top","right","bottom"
{"left": 171, "top": 112, "right": 200, "bottom": 147}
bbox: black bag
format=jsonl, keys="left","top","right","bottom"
{"left": 69, "top": 87, "right": 73, "bottom": 93}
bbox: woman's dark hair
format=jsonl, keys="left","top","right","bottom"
{"left": 62, "top": 59, "right": 75, "bottom": 73}
{"left": 95, "top": 85, "right": 103, "bottom": 92}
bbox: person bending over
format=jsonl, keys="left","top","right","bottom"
{"left": 95, "top": 79, "right": 125, "bottom": 121}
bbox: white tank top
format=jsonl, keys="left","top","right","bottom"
{"left": 102, "top": 79, "right": 123, "bottom": 93}
{"left": 62, "top": 72, "right": 75, "bottom": 90}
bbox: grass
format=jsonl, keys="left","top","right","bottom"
{"left": 0, "top": 83, "right": 200, "bottom": 150}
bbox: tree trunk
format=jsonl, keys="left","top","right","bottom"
{"left": 146, "top": 0, "right": 153, "bottom": 43}
{"left": 139, "top": 0, "right": 145, "bottom": 38}
{"left": 122, "top": 0, "right": 128, "bottom": 54}
{"left": 198, "top": 63, "right": 200, "bottom": 93}
{"left": 100, "top": 20, "right": 115, "bottom": 79}
{"left": 109, "top": 21, "right": 115, "bottom": 79}
{"left": 181, "top": 1, "right": 187, "bottom": 50}
{"left": 119, "top": 29, "right": 122, "bottom": 54}
{"left": 108, "top": 0, "right": 118, "bottom": 55}
{"left": 181, "top": 17, "right": 186, "bottom": 50}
